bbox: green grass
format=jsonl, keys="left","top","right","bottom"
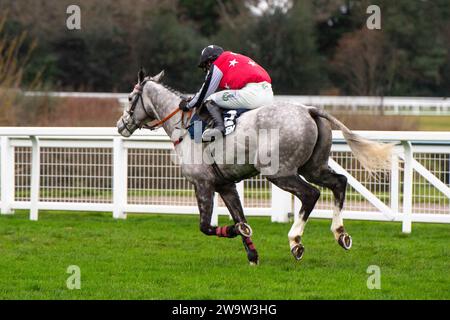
{"left": 0, "top": 211, "right": 449, "bottom": 300}
{"left": 14, "top": 188, "right": 266, "bottom": 200}
{"left": 14, "top": 184, "right": 449, "bottom": 205}
{"left": 418, "top": 116, "right": 450, "bottom": 131}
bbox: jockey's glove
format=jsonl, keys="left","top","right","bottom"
{"left": 179, "top": 98, "right": 191, "bottom": 112}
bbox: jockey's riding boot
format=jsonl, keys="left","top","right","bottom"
{"left": 202, "top": 101, "right": 225, "bottom": 141}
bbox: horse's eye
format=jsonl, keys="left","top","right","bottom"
{"left": 128, "top": 96, "right": 132, "bottom": 102}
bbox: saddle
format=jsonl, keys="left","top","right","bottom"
{"left": 188, "top": 108, "right": 249, "bottom": 142}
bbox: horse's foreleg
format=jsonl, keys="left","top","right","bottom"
{"left": 267, "top": 175, "right": 320, "bottom": 261}
{"left": 217, "top": 183, "right": 259, "bottom": 265}
{"left": 194, "top": 183, "right": 240, "bottom": 238}
{"left": 194, "top": 183, "right": 217, "bottom": 236}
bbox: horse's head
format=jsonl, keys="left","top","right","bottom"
{"left": 117, "top": 69, "right": 165, "bottom": 137}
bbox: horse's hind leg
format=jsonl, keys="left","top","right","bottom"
{"left": 299, "top": 114, "right": 351, "bottom": 250}
{"left": 217, "top": 183, "right": 259, "bottom": 265}
{"left": 303, "top": 167, "right": 352, "bottom": 250}
{"left": 267, "top": 175, "right": 320, "bottom": 261}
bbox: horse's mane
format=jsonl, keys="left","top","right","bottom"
{"left": 144, "top": 75, "right": 186, "bottom": 98}
{"left": 161, "top": 83, "right": 184, "bottom": 98}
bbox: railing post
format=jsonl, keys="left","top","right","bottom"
{"left": 236, "top": 181, "right": 244, "bottom": 207}
{"left": 1, "top": 136, "right": 14, "bottom": 215}
{"left": 235, "top": 181, "right": 245, "bottom": 220}
{"left": 113, "top": 137, "right": 127, "bottom": 219}
{"left": 402, "top": 141, "right": 413, "bottom": 233}
{"left": 30, "top": 136, "right": 40, "bottom": 221}
{"left": 293, "top": 198, "right": 301, "bottom": 222}
{"left": 211, "top": 192, "right": 219, "bottom": 227}
{"left": 390, "top": 153, "right": 399, "bottom": 214}
{"left": 271, "top": 184, "right": 291, "bottom": 223}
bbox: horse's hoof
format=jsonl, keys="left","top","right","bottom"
{"left": 338, "top": 233, "right": 352, "bottom": 250}
{"left": 249, "top": 256, "right": 259, "bottom": 266}
{"left": 291, "top": 244, "right": 305, "bottom": 261}
{"left": 237, "top": 222, "right": 253, "bottom": 238}
{"left": 247, "top": 250, "right": 259, "bottom": 265}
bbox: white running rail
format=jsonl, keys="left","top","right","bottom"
{"left": 0, "top": 128, "right": 449, "bottom": 233}
{"left": 24, "top": 91, "right": 450, "bottom": 116}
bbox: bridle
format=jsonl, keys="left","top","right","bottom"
{"left": 124, "top": 79, "right": 193, "bottom": 144}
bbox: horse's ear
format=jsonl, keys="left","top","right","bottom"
{"left": 138, "top": 68, "right": 146, "bottom": 83}
{"left": 152, "top": 70, "right": 165, "bottom": 82}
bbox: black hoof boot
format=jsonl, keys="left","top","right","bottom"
{"left": 242, "top": 237, "right": 259, "bottom": 265}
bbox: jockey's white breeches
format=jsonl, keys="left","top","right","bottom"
{"left": 207, "top": 81, "right": 274, "bottom": 110}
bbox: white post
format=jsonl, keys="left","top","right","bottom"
{"left": 402, "top": 141, "right": 413, "bottom": 233}
{"left": 271, "top": 184, "right": 291, "bottom": 223}
{"left": 211, "top": 192, "right": 219, "bottom": 226}
{"left": 236, "top": 181, "right": 244, "bottom": 207}
{"left": 30, "top": 136, "right": 40, "bottom": 221}
{"left": 1, "top": 136, "right": 14, "bottom": 215}
{"left": 293, "top": 197, "right": 301, "bottom": 222}
{"left": 235, "top": 181, "right": 245, "bottom": 220}
{"left": 113, "top": 137, "right": 127, "bottom": 219}
{"left": 390, "top": 153, "right": 399, "bottom": 214}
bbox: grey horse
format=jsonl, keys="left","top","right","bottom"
{"left": 117, "top": 70, "right": 392, "bottom": 265}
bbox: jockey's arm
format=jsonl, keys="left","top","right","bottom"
{"left": 187, "top": 65, "right": 223, "bottom": 109}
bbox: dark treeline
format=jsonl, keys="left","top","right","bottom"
{"left": 1, "top": 0, "right": 449, "bottom": 96}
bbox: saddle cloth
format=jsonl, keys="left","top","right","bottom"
{"left": 188, "top": 109, "right": 249, "bottom": 142}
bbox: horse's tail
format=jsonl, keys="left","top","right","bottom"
{"left": 307, "top": 106, "right": 393, "bottom": 173}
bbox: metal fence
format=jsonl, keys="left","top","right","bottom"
{"left": 1, "top": 128, "right": 449, "bottom": 233}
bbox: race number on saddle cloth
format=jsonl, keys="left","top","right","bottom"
{"left": 186, "top": 50, "right": 274, "bottom": 111}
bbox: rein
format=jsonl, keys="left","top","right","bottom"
{"left": 142, "top": 107, "right": 183, "bottom": 131}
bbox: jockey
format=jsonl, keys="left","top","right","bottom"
{"left": 179, "top": 45, "right": 273, "bottom": 141}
